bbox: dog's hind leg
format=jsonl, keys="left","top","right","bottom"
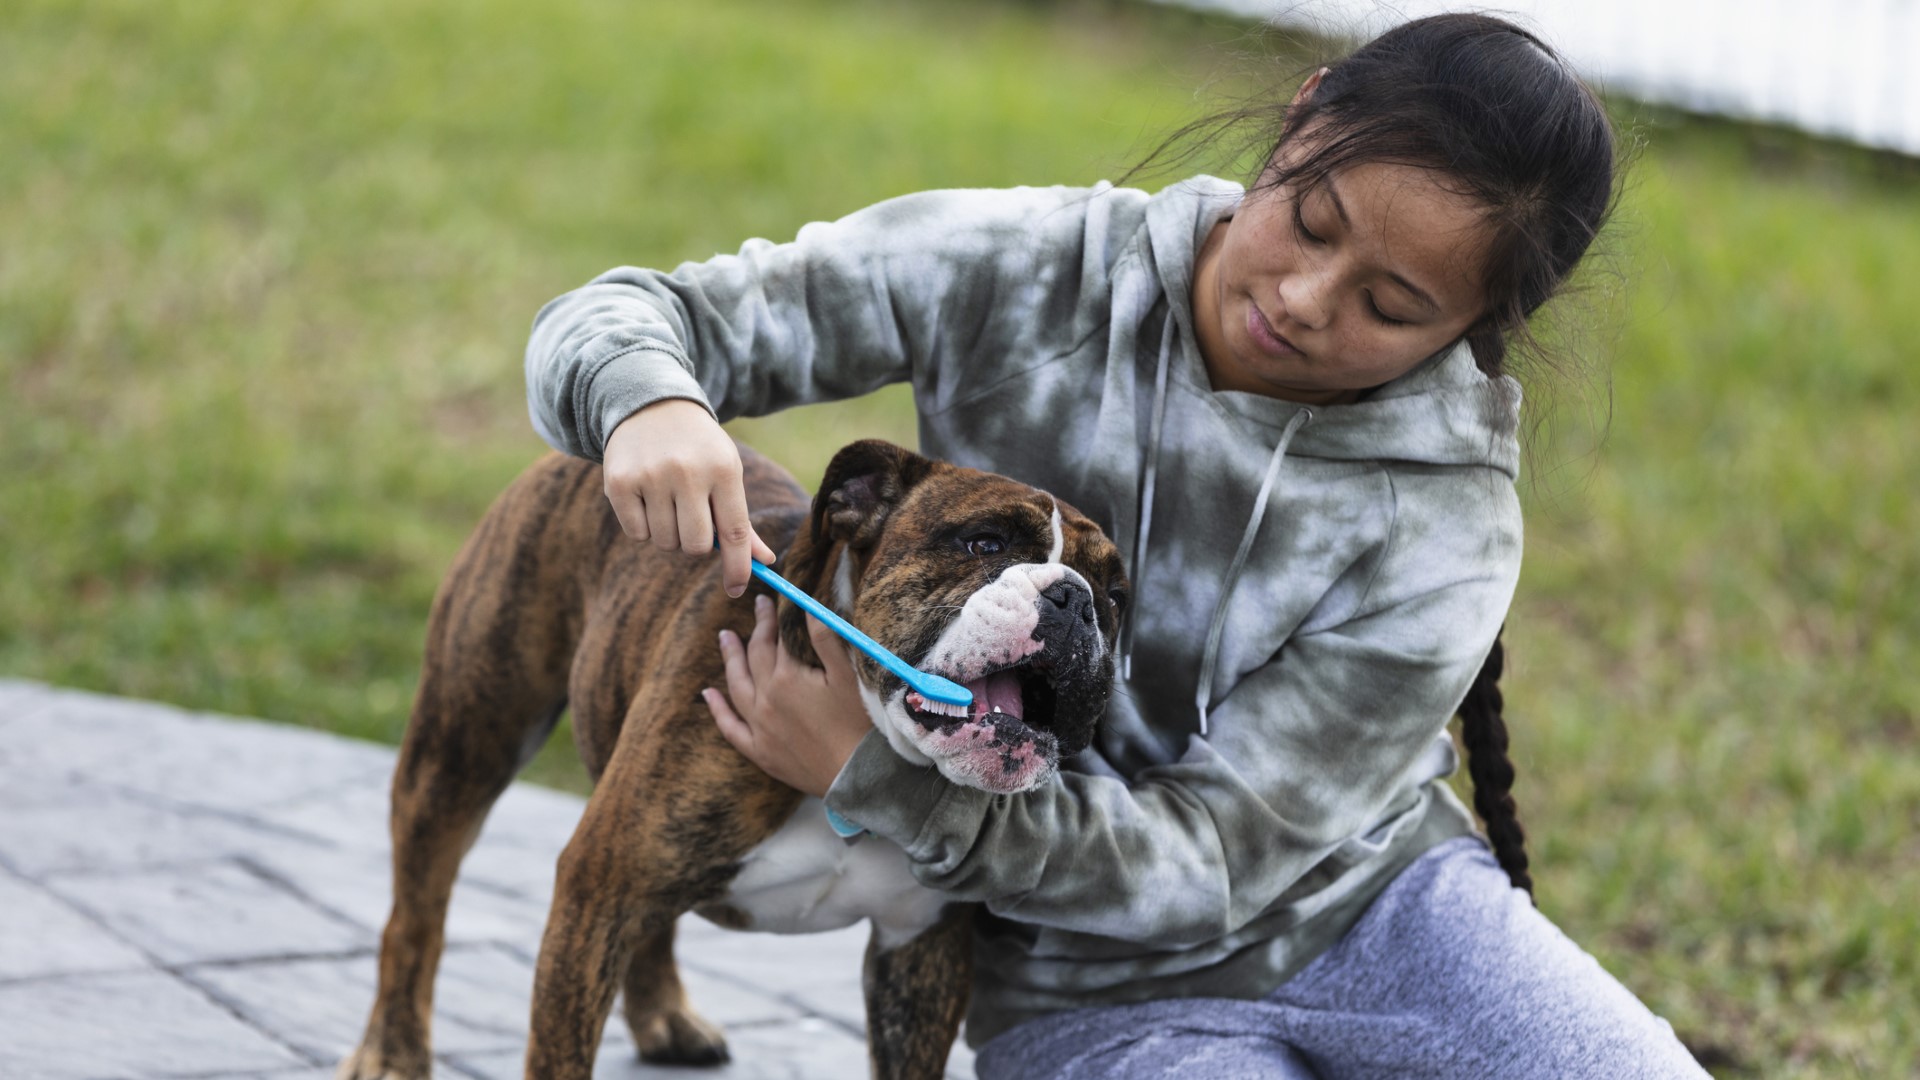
{"left": 620, "top": 921, "right": 730, "bottom": 1065}
{"left": 338, "top": 675, "right": 563, "bottom": 1080}
{"left": 340, "top": 461, "right": 595, "bottom": 1080}
{"left": 864, "top": 905, "right": 974, "bottom": 1080}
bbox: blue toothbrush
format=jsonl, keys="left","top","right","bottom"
{"left": 734, "top": 551, "right": 974, "bottom": 708}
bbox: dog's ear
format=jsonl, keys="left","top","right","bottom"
{"left": 775, "top": 441, "right": 935, "bottom": 666}
{"left": 811, "top": 440, "right": 936, "bottom": 551}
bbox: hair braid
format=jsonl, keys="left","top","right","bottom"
{"left": 1459, "top": 630, "right": 1533, "bottom": 900}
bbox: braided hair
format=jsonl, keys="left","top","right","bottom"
{"left": 1458, "top": 629, "right": 1532, "bottom": 899}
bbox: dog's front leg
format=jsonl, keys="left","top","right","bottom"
{"left": 524, "top": 706, "right": 799, "bottom": 1078}
{"left": 864, "top": 904, "right": 974, "bottom": 1080}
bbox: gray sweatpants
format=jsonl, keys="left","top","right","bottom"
{"left": 973, "top": 838, "right": 1707, "bottom": 1079}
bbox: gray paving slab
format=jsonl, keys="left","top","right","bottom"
{"left": 186, "top": 948, "right": 523, "bottom": 1063}
{"left": 0, "top": 689, "right": 203, "bottom": 786}
{"left": 0, "top": 970, "right": 310, "bottom": 1078}
{"left": 199, "top": 1072, "right": 339, "bottom": 1080}
{"left": 0, "top": 785, "right": 333, "bottom": 877}
{"left": 45, "top": 859, "right": 375, "bottom": 965}
{"left": 202, "top": 1060, "right": 341, "bottom": 1068}
{"left": 86, "top": 708, "right": 394, "bottom": 815}
{"left": 0, "top": 676, "right": 57, "bottom": 725}
{"left": 258, "top": 769, "right": 572, "bottom": 904}
{"left": 450, "top": 1017, "right": 872, "bottom": 1080}
{"left": 0, "top": 864, "right": 151, "bottom": 980}
{"left": 242, "top": 840, "right": 549, "bottom": 949}
{"left": 677, "top": 924, "right": 872, "bottom": 1030}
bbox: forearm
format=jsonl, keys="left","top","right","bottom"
{"left": 826, "top": 732, "right": 1357, "bottom": 948}
{"left": 524, "top": 185, "right": 1119, "bottom": 460}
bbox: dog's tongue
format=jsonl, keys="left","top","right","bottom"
{"left": 965, "top": 670, "right": 1024, "bottom": 721}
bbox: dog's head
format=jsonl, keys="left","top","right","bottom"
{"left": 778, "top": 440, "right": 1126, "bottom": 795}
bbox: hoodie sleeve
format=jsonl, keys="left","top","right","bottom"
{"left": 524, "top": 185, "right": 1129, "bottom": 461}
{"left": 824, "top": 466, "right": 1520, "bottom": 947}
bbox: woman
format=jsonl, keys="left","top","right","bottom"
{"left": 525, "top": 14, "right": 1706, "bottom": 1077}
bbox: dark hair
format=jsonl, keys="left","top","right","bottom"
{"left": 1134, "top": 13, "right": 1619, "bottom": 897}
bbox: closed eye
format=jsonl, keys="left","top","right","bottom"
{"left": 1291, "top": 200, "right": 1324, "bottom": 245}
{"left": 1366, "top": 293, "right": 1409, "bottom": 326}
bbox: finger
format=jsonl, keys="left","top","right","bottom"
{"left": 748, "top": 594, "right": 781, "bottom": 679}
{"left": 703, "top": 688, "right": 754, "bottom": 755}
{"left": 749, "top": 526, "right": 777, "bottom": 566}
{"left": 719, "top": 629, "right": 758, "bottom": 713}
{"left": 711, "top": 476, "right": 757, "bottom": 598}
{"left": 607, "top": 486, "right": 651, "bottom": 544}
{"left": 643, "top": 492, "right": 679, "bottom": 552}
{"left": 676, "top": 489, "right": 715, "bottom": 557}
{"left": 807, "top": 614, "right": 857, "bottom": 686}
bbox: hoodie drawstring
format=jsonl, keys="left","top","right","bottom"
{"left": 1194, "top": 406, "right": 1312, "bottom": 736}
{"left": 1121, "top": 315, "right": 1177, "bottom": 680}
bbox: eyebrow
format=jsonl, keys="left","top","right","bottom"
{"left": 1323, "top": 177, "right": 1443, "bottom": 316}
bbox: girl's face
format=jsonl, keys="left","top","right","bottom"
{"left": 1191, "top": 152, "right": 1494, "bottom": 405}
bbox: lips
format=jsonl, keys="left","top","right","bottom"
{"left": 1245, "top": 303, "right": 1301, "bottom": 358}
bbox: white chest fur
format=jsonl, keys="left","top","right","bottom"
{"left": 715, "top": 798, "right": 950, "bottom": 950}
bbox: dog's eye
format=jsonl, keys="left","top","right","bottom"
{"left": 963, "top": 534, "right": 1007, "bottom": 557}
{"left": 1107, "top": 586, "right": 1129, "bottom": 615}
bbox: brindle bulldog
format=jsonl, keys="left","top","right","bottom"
{"left": 337, "top": 439, "right": 1127, "bottom": 1080}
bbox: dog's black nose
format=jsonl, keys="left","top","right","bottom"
{"left": 1040, "top": 579, "right": 1095, "bottom": 628}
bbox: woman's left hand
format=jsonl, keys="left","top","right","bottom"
{"left": 706, "top": 595, "right": 872, "bottom": 798}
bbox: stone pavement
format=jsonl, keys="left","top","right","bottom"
{"left": 0, "top": 680, "right": 978, "bottom": 1080}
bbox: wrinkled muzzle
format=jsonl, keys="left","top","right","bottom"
{"left": 888, "top": 563, "right": 1113, "bottom": 794}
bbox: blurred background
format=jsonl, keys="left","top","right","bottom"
{"left": 2, "top": 0, "right": 1914, "bottom": 1075}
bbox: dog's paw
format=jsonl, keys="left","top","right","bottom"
{"left": 632, "top": 1006, "right": 731, "bottom": 1067}
{"left": 335, "top": 1042, "right": 428, "bottom": 1080}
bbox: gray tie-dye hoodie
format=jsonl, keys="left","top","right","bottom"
{"left": 525, "top": 176, "right": 1522, "bottom": 1045}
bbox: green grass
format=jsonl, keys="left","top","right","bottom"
{"left": 2, "top": 1, "right": 1915, "bottom": 1074}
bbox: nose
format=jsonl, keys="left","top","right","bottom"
{"left": 1277, "top": 268, "right": 1332, "bottom": 331}
{"left": 1039, "top": 580, "right": 1095, "bottom": 629}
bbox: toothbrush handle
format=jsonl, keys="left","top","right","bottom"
{"left": 746, "top": 561, "right": 895, "bottom": 677}
{"left": 744, "top": 559, "right": 972, "bottom": 706}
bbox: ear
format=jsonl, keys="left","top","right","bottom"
{"left": 1289, "top": 66, "right": 1328, "bottom": 111}
{"left": 810, "top": 440, "right": 936, "bottom": 551}
{"left": 777, "top": 440, "right": 937, "bottom": 666}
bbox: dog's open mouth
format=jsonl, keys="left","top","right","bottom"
{"left": 899, "top": 655, "right": 1063, "bottom": 793}
{"left": 903, "top": 655, "right": 1059, "bottom": 736}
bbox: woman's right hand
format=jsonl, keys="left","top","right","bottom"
{"left": 602, "top": 399, "right": 778, "bottom": 598}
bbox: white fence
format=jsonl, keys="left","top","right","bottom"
{"left": 1169, "top": 0, "right": 1920, "bottom": 156}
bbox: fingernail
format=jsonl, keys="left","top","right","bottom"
{"left": 727, "top": 585, "right": 744, "bottom": 599}
{"left": 756, "top": 594, "right": 771, "bottom": 611}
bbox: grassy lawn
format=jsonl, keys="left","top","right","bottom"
{"left": 3, "top": 0, "right": 1914, "bottom": 1074}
